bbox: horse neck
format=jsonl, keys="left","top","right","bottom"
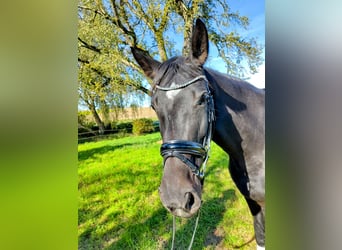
{"left": 205, "top": 68, "right": 264, "bottom": 161}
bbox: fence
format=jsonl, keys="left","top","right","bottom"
{"left": 78, "top": 120, "right": 160, "bottom": 143}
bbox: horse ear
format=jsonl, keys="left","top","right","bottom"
{"left": 131, "top": 47, "right": 161, "bottom": 80}
{"left": 190, "top": 19, "right": 209, "bottom": 66}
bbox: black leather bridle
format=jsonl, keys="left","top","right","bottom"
{"left": 154, "top": 75, "right": 215, "bottom": 181}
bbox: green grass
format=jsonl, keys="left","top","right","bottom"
{"left": 78, "top": 133, "right": 255, "bottom": 249}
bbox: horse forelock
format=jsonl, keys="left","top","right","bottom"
{"left": 152, "top": 56, "right": 203, "bottom": 90}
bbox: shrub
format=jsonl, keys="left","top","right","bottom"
{"left": 113, "top": 121, "right": 133, "bottom": 133}
{"left": 153, "top": 120, "right": 160, "bottom": 132}
{"left": 132, "top": 118, "right": 154, "bottom": 135}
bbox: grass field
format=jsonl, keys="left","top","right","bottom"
{"left": 78, "top": 133, "right": 255, "bottom": 249}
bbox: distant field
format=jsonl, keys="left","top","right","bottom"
{"left": 78, "top": 133, "right": 255, "bottom": 249}
{"left": 83, "top": 107, "right": 157, "bottom": 123}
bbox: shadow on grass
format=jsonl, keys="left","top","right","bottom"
{"left": 169, "top": 189, "right": 237, "bottom": 249}
{"left": 96, "top": 189, "right": 236, "bottom": 250}
{"left": 103, "top": 207, "right": 169, "bottom": 250}
{"left": 78, "top": 165, "right": 161, "bottom": 227}
{"left": 78, "top": 143, "right": 135, "bottom": 161}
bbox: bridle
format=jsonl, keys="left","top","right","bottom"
{"left": 155, "top": 75, "right": 215, "bottom": 182}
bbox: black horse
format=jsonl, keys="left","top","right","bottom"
{"left": 132, "top": 19, "right": 265, "bottom": 249}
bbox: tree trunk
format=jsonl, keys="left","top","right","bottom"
{"left": 156, "top": 32, "right": 168, "bottom": 61}
{"left": 88, "top": 102, "right": 105, "bottom": 135}
{"left": 173, "top": 0, "right": 195, "bottom": 56}
{"left": 182, "top": 21, "right": 192, "bottom": 56}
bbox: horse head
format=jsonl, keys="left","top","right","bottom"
{"left": 132, "top": 19, "right": 213, "bottom": 218}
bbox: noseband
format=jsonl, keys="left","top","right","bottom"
{"left": 155, "top": 75, "right": 215, "bottom": 181}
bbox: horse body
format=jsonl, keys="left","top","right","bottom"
{"left": 206, "top": 68, "right": 265, "bottom": 247}
{"left": 206, "top": 68, "right": 265, "bottom": 204}
{"left": 132, "top": 19, "right": 265, "bottom": 249}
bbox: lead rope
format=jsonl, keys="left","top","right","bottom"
{"left": 188, "top": 209, "right": 201, "bottom": 250}
{"left": 171, "top": 209, "right": 201, "bottom": 250}
{"left": 171, "top": 215, "right": 176, "bottom": 250}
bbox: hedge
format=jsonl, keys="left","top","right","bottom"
{"left": 132, "top": 118, "right": 155, "bottom": 135}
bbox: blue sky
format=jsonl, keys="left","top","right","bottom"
{"left": 231, "top": 0, "right": 265, "bottom": 88}
{"left": 206, "top": 0, "right": 265, "bottom": 89}
{"left": 156, "top": 0, "right": 265, "bottom": 89}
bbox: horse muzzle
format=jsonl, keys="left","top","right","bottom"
{"left": 158, "top": 140, "right": 206, "bottom": 218}
{"left": 159, "top": 188, "right": 202, "bottom": 218}
{"left": 158, "top": 156, "right": 203, "bottom": 218}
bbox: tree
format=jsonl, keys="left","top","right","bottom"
{"left": 78, "top": 0, "right": 263, "bottom": 129}
{"left": 78, "top": 0, "right": 147, "bottom": 133}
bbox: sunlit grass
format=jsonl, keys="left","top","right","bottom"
{"left": 78, "top": 133, "right": 255, "bottom": 249}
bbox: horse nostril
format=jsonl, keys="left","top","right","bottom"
{"left": 184, "top": 192, "right": 195, "bottom": 211}
{"left": 167, "top": 205, "right": 176, "bottom": 212}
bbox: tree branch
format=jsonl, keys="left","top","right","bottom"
{"left": 78, "top": 57, "right": 111, "bottom": 86}
{"left": 78, "top": 34, "right": 143, "bottom": 79}
{"left": 97, "top": 0, "right": 137, "bottom": 47}
{"left": 78, "top": 57, "right": 151, "bottom": 96}
{"left": 78, "top": 37, "right": 101, "bottom": 53}
{"left": 79, "top": 4, "right": 137, "bottom": 46}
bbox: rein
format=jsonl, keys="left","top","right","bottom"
{"left": 171, "top": 209, "right": 201, "bottom": 250}
{"left": 154, "top": 75, "right": 215, "bottom": 249}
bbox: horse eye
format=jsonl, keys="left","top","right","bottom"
{"left": 196, "top": 94, "right": 206, "bottom": 106}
